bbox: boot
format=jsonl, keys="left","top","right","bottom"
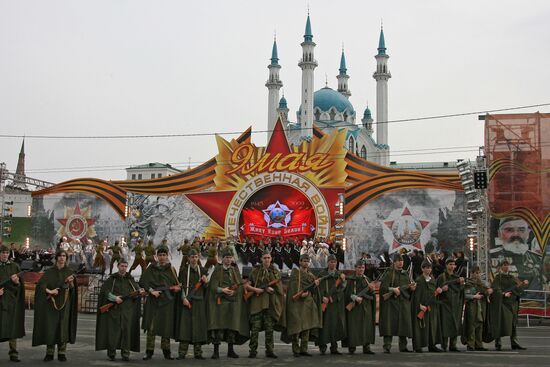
{"left": 211, "top": 344, "right": 219, "bottom": 360}
{"left": 163, "top": 350, "right": 174, "bottom": 360}
{"left": 142, "top": 350, "right": 153, "bottom": 360}
{"left": 227, "top": 343, "right": 239, "bottom": 358}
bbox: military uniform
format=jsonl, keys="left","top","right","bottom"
{"left": 411, "top": 273, "right": 442, "bottom": 352}
{"left": 317, "top": 268, "right": 346, "bottom": 354}
{"left": 379, "top": 266, "right": 413, "bottom": 352}
{"left": 139, "top": 256, "right": 180, "bottom": 359}
{"left": 282, "top": 262, "right": 322, "bottom": 356}
{"left": 95, "top": 272, "right": 141, "bottom": 360}
{"left": 176, "top": 260, "right": 208, "bottom": 359}
{"left": 108, "top": 244, "right": 123, "bottom": 274}
{"left": 207, "top": 260, "right": 249, "bottom": 358}
{"left": 490, "top": 272, "right": 525, "bottom": 350}
{"left": 343, "top": 274, "right": 376, "bottom": 354}
{"left": 247, "top": 263, "right": 283, "bottom": 357}
{"left": 436, "top": 271, "right": 464, "bottom": 351}
{"left": 0, "top": 255, "right": 25, "bottom": 362}
{"left": 32, "top": 261, "right": 78, "bottom": 361}
{"left": 463, "top": 278, "right": 489, "bottom": 350}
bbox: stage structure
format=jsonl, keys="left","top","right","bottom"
{"left": 32, "top": 120, "right": 467, "bottom": 267}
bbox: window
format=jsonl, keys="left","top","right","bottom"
{"left": 360, "top": 146, "right": 367, "bottom": 159}
{"left": 131, "top": 174, "right": 136, "bottom": 180}
{"left": 151, "top": 173, "right": 155, "bottom": 179}
{"left": 348, "top": 137, "right": 355, "bottom": 154}
{"left": 158, "top": 173, "right": 163, "bottom": 178}
{"left": 138, "top": 174, "right": 142, "bottom": 180}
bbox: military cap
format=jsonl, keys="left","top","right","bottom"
{"left": 327, "top": 254, "right": 337, "bottom": 262}
{"left": 156, "top": 246, "right": 169, "bottom": 255}
{"left": 421, "top": 260, "right": 432, "bottom": 268}
{"left": 445, "top": 257, "right": 456, "bottom": 265}
{"left": 300, "top": 254, "right": 310, "bottom": 261}
{"left": 354, "top": 259, "right": 366, "bottom": 267}
{"left": 0, "top": 244, "right": 9, "bottom": 252}
{"left": 188, "top": 248, "right": 199, "bottom": 256}
{"left": 221, "top": 248, "right": 233, "bottom": 258}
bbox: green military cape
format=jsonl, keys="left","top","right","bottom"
{"left": 342, "top": 275, "right": 376, "bottom": 348}
{"left": 175, "top": 264, "right": 208, "bottom": 344}
{"left": 32, "top": 265, "right": 78, "bottom": 346}
{"left": 435, "top": 271, "right": 464, "bottom": 338}
{"left": 139, "top": 263, "right": 179, "bottom": 338}
{"left": 247, "top": 264, "right": 284, "bottom": 328}
{"left": 461, "top": 278, "right": 488, "bottom": 345}
{"left": 207, "top": 264, "right": 249, "bottom": 344}
{"left": 411, "top": 275, "right": 441, "bottom": 350}
{"left": 485, "top": 273, "right": 521, "bottom": 342}
{"left": 280, "top": 268, "right": 322, "bottom": 343}
{"left": 0, "top": 262, "right": 25, "bottom": 342}
{"left": 379, "top": 268, "right": 413, "bottom": 337}
{"left": 95, "top": 272, "right": 141, "bottom": 352}
{"left": 316, "top": 269, "right": 346, "bottom": 346}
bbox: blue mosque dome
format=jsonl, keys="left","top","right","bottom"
{"left": 363, "top": 106, "right": 372, "bottom": 119}
{"left": 279, "top": 95, "right": 287, "bottom": 108}
{"left": 313, "top": 87, "right": 354, "bottom": 113}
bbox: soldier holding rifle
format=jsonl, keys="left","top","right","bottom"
{"left": 96, "top": 260, "right": 143, "bottom": 361}
{"left": 379, "top": 253, "right": 416, "bottom": 353}
{"left": 463, "top": 265, "right": 492, "bottom": 351}
{"left": 436, "top": 258, "right": 465, "bottom": 352}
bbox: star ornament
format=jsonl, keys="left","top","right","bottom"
{"left": 56, "top": 202, "right": 96, "bottom": 241}
{"left": 383, "top": 206, "right": 430, "bottom": 252}
{"left": 262, "top": 201, "right": 293, "bottom": 228}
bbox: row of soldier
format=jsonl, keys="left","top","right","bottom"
{"left": 0, "top": 244, "right": 527, "bottom": 362}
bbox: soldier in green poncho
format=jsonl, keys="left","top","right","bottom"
{"left": 32, "top": 249, "right": 78, "bottom": 362}
{"left": 436, "top": 257, "right": 465, "bottom": 352}
{"left": 244, "top": 250, "right": 283, "bottom": 359}
{"left": 108, "top": 240, "right": 123, "bottom": 275}
{"left": 342, "top": 260, "right": 376, "bottom": 355}
{"left": 0, "top": 244, "right": 25, "bottom": 362}
{"left": 317, "top": 254, "right": 346, "bottom": 355}
{"left": 175, "top": 249, "right": 209, "bottom": 360}
{"left": 462, "top": 265, "right": 492, "bottom": 351}
{"left": 411, "top": 260, "right": 443, "bottom": 353}
{"left": 95, "top": 259, "right": 143, "bottom": 361}
{"left": 207, "top": 248, "right": 249, "bottom": 359}
{"left": 490, "top": 260, "right": 528, "bottom": 351}
{"left": 282, "top": 253, "right": 322, "bottom": 357}
{"left": 379, "top": 253, "right": 416, "bottom": 353}
{"left": 140, "top": 246, "right": 181, "bottom": 360}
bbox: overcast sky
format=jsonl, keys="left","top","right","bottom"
{"left": 0, "top": 0, "right": 548, "bottom": 184}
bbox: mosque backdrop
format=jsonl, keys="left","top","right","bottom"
{"left": 32, "top": 121, "right": 466, "bottom": 269}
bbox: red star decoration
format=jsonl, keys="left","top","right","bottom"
{"left": 186, "top": 119, "right": 340, "bottom": 232}
{"left": 56, "top": 202, "right": 96, "bottom": 241}
{"left": 384, "top": 206, "right": 430, "bottom": 250}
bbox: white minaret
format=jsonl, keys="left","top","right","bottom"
{"left": 266, "top": 37, "right": 282, "bottom": 140}
{"left": 337, "top": 47, "right": 351, "bottom": 98}
{"left": 373, "top": 26, "right": 391, "bottom": 165}
{"left": 298, "top": 14, "right": 317, "bottom": 138}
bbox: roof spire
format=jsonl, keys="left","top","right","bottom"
{"left": 270, "top": 34, "right": 279, "bottom": 65}
{"left": 339, "top": 45, "right": 347, "bottom": 75}
{"left": 325, "top": 73, "right": 328, "bottom": 87}
{"left": 304, "top": 12, "right": 313, "bottom": 42}
{"left": 378, "top": 22, "right": 386, "bottom": 55}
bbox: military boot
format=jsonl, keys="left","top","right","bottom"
{"left": 227, "top": 343, "right": 239, "bottom": 358}
{"left": 211, "top": 344, "right": 220, "bottom": 359}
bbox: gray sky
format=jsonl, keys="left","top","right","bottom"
{"left": 1, "top": 0, "right": 549, "bottom": 183}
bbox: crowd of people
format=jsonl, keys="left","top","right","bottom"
{"left": 0, "top": 240, "right": 528, "bottom": 363}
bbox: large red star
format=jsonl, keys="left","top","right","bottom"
{"left": 186, "top": 119, "right": 340, "bottom": 233}
{"left": 57, "top": 202, "right": 96, "bottom": 241}
{"left": 384, "top": 206, "right": 430, "bottom": 251}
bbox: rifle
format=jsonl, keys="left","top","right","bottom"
{"left": 99, "top": 290, "right": 141, "bottom": 313}
{"left": 436, "top": 277, "right": 463, "bottom": 296}
{"left": 183, "top": 279, "right": 206, "bottom": 309}
{"left": 321, "top": 276, "right": 344, "bottom": 312}
{"left": 147, "top": 284, "right": 181, "bottom": 301}
{"left": 345, "top": 280, "right": 377, "bottom": 311}
{"left": 291, "top": 274, "right": 331, "bottom": 301}
{"left": 216, "top": 280, "right": 248, "bottom": 304}
{"left": 0, "top": 270, "right": 31, "bottom": 288}
{"left": 382, "top": 283, "right": 414, "bottom": 301}
{"left": 465, "top": 279, "right": 492, "bottom": 303}
{"left": 243, "top": 278, "right": 280, "bottom": 301}
{"left": 501, "top": 278, "right": 528, "bottom": 297}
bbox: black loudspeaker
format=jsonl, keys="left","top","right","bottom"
{"left": 20, "top": 260, "right": 37, "bottom": 271}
